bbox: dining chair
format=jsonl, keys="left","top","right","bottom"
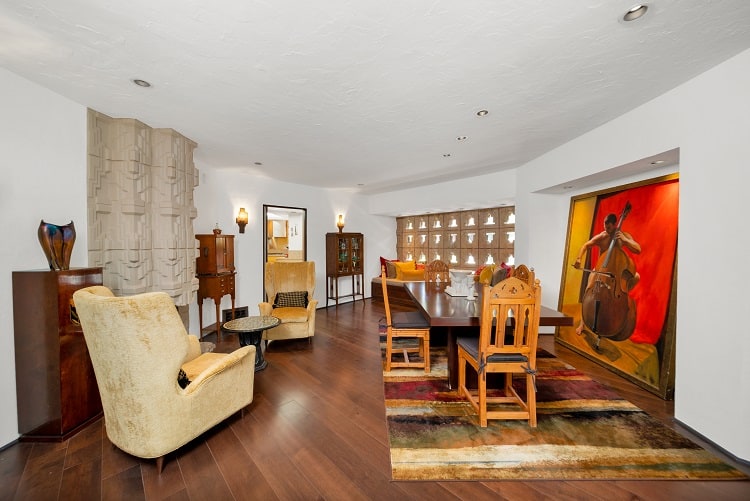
{"left": 456, "top": 276, "right": 542, "bottom": 427}
{"left": 512, "top": 264, "right": 534, "bottom": 285}
{"left": 425, "top": 259, "right": 450, "bottom": 285}
{"left": 380, "top": 266, "right": 430, "bottom": 372}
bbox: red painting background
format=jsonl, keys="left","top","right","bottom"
{"left": 585, "top": 179, "right": 678, "bottom": 344}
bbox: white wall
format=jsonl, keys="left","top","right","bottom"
{"left": 189, "top": 168, "right": 396, "bottom": 330}
{"left": 0, "top": 68, "right": 88, "bottom": 446}
{"left": 367, "top": 169, "right": 517, "bottom": 216}
{"left": 515, "top": 48, "right": 750, "bottom": 460}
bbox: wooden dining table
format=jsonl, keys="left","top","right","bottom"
{"left": 403, "top": 281, "right": 574, "bottom": 389}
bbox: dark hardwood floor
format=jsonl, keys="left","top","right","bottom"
{"left": 2, "top": 299, "right": 748, "bottom": 500}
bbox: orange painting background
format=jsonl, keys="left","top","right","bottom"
{"left": 582, "top": 179, "right": 679, "bottom": 344}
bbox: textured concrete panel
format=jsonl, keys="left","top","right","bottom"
{"left": 87, "top": 110, "right": 198, "bottom": 305}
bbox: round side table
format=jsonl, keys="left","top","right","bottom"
{"left": 222, "top": 316, "right": 280, "bottom": 371}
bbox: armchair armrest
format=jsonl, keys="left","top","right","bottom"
{"left": 181, "top": 345, "right": 255, "bottom": 395}
{"left": 259, "top": 301, "right": 273, "bottom": 316}
{"left": 306, "top": 299, "right": 318, "bottom": 316}
{"left": 185, "top": 334, "right": 202, "bottom": 362}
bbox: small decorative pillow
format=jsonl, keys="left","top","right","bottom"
{"left": 178, "top": 368, "right": 191, "bottom": 389}
{"left": 491, "top": 266, "right": 509, "bottom": 286}
{"left": 393, "top": 260, "right": 417, "bottom": 280}
{"left": 274, "top": 290, "right": 309, "bottom": 308}
{"left": 385, "top": 261, "right": 399, "bottom": 278}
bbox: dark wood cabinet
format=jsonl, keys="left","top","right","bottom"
{"left": 196, "top": 234, "right": 236, "bottom": 336}
{"left": 12, "top": 268, "right": 103, "bottom": 441}
{"left": 325, "top": 232, "right": 364, "bottom": 306}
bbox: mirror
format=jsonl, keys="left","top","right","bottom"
{"left": 263, "top": 205, "right": 307, "bottom": 264}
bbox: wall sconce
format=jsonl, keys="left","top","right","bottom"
{"left": 236, "top": 207, "right": 248, "bottom": 233}
{"left": 336, "top": 214, "right": 345, "bottom": 233}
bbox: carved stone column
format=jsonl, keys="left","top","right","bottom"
{"left": 87, "top": 110, "right": 198, "bottom": 306}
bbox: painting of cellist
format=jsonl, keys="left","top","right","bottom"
{"left": 557, "top": 174, "right": 679, "bottom": 399}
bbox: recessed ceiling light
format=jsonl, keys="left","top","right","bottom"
{"left": 476, "top": 110, "right": 489, "bottom": 117}
{"left": 254, "top": 161, "right": 263, "bottom": 166}
{"left": 132, "top": 79, "right": 151, "bottom": 87}
{"left": 443, "top": 153, "right": 451, "bottom": 157}
{"left": 457, "top": 136, "right": 467, "bottom": 141}
{"left": 651, "top": 160, "right": 665, "bottom": 165}
{"left": 623, "top": 4, "right": 648, "bottom": 22}
{"left": 563, "top": 185, "right": 574, "bottom": 190}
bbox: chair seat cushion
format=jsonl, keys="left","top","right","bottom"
{"left": 456, "top": 336, "right": 528, "bottom": 363}
{"left": 392, "top": 311, "right": 430, "bottom": 329}
{"left": 272, "top": 306, "right": 308, "bottom": 323}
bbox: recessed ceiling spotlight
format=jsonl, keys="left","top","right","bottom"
{"left": 132, "top": 79, "right": 151, "bottom": 88}
{"left": 476, "top": 110, "right": 489, "bottom": 117}
{"left": 563, "top": 185, "right": 574, "bottom": 190}
{"left": 443, "top": 153, "right": 452, "bottom": 157}
{"left": 623, "top": 4, "right": 648, "bottom": 22}
{"left": 650, "top": 160, "right": 665, "bottom": 165}
{"left": 254, "top": 161, "right": 263, "bottom": 166}
{"left": 457, "top": 136, "right": 467, "bottom": 141}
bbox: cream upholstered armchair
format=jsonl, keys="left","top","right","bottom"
{"left": 72, "top": 286, "right": 255, "bottom": 473}
{"left": 259, "top": 261, "right": 317, "bottom": 344}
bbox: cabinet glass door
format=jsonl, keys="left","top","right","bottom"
{"left": 351, "top": 236, "right": 362, "bottom": 273}
{"left": 338, "top": 237, "right": 349, "bottom": 273}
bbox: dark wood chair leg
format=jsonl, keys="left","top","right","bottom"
{"left": 156, "top": 455, "right": 165, "bottom": 474}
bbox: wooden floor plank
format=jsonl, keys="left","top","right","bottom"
{"left": 59, "top": 459, "right": 101, "bottom": 500}
{"left": 206, "top": 418, "right": 278, "bottom": 501}
{"left": 100, "top": 464, "right": 146, "bottom": 501}
{"left": 175, "top": 430, "right": 235, "bottom": 500}
{"left": 14, "top": 442, "right": 67, "bottom": 500}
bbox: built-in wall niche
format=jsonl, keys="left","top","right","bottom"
{"left": 396, "top": 206, "right": 515, "bottom": 269}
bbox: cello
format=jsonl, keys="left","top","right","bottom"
{"left": 580, "top": 202, "right": 637, "bottom": 344}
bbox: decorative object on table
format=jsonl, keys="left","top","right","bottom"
{"left": 212, "top": 223, "right": 222, "bottom": 235}
{"left": 37, "top": 220, "right": 76, "bottom": 270}
{"left": 557, "top": 173, "right": 678, "bottom": 400}
{"left": 444, "top": 270, "right": 473, "bottom": 296}
{"left": 235, "top": 207, "right": 248, "bottom": 233}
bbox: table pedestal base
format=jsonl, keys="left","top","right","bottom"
{"left": 239, "top": 331, "right": 267, "bottom": 371}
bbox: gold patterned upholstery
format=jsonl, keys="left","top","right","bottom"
{"left": 259, "top": 261, "right": 317, "bottom": 343}
{"left": 72, "top": 286, "right": 255, "bottom": 472}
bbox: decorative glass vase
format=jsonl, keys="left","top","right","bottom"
{"left": 38, "top": 220, "right": 76, "bottom": 270}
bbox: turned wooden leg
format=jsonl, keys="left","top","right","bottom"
{"left": 156, "top": 455, "right": 165, "bottom": 474}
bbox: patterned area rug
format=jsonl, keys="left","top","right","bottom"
{"left": 383, "top": 345, "right": 747, "bottom": 481}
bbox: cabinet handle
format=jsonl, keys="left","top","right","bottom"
{"left": 203, "top": 247, "right": 209, "bottom": 258}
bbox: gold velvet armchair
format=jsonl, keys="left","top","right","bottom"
{"left": 73, "top": 286, "right": 256, "bottom": 472}
{"left": 259, "top": 261, "right": 318, "bottom": 344}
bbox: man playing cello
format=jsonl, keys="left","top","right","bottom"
{"left": 573, "top": 212, "right": 641, "bottom": 335}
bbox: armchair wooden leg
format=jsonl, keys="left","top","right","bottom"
{"left": 156, "top": 455, "right": 165, "bottom": 474}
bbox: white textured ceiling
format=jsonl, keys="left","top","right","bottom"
{"left": 2, "top": 1, "right": 750, "bottom": 193}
